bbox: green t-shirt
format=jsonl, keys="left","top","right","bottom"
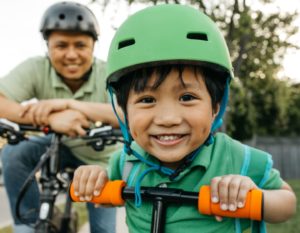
{"left": 109, "top": 133, "right": 283, "bottom": 233}
{"left": 0, "top": 56, "right": 119, "bottom": 166}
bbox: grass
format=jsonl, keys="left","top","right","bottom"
{"left": 0, "top": 202, "right": 88, "bottom": 233}
{"left": 0, "top": 180, "right": 299, "bottom": 233}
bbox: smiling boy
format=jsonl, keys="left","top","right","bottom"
{"left": 72, "top": 4, "right": 296, "bottom": 233}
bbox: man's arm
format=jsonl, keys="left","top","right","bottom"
{"left": 19, "top": 98, "right": 121, "bottom": 128}
{"left": 0, "top": 94, "right": 32, "bottom": 124}
{"left": 67, "top": 100, "right": 121, "bottom": 128}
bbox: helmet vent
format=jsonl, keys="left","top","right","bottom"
{"left": 59, "top": 14, "right": 65, "bottom": 20}
{"left": 118, "top": 39, "right": 135, "bottom": 49}
{"left": 77, "top": 15, "right": 83, "bottom": 21}
{"left": 187, "top": 33, "right": 208, "bottom": 41}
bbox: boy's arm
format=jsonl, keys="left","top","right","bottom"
{"left": 263, "top": 181, "right": 297, "bottom": 223}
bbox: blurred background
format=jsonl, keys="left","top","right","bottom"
{"left": 0, "top": 0, "right": 299, "bottom": 232}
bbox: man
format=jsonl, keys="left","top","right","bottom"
{"left": 0, "top": 2, "right": 118, "bottom": 233}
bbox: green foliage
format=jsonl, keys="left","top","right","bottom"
{"left": 98, "top": 0, "right": 299, "bottom": 139}
{"left": 226, "top": 79, "right": 256, "bottom": 140}
{"left": 285, "top": 84, "right": 300, "bottom": 135}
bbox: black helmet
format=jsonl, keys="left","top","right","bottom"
{"left": 40, "top": 1, "right": 100, "bottom": 40}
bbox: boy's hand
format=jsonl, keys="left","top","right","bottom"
{"left": 72, "top": 165, "right": 108, "bottom": 202}
{"left": 210, "top": 175, "right": 258, "bottom": 221}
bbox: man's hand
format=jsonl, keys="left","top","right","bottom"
{"left": 48, "top": 109, "right": 90, "bottom": 137}
{"left": 19, "top": 99, "right": 70, "bottom": 126}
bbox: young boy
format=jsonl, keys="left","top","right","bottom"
{"left": 72, "top": 4, "right": 296, "bottom": 233}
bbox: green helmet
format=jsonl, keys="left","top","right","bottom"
{"left": 106, "top": 4, "right": 233, "bottom": 85}
{"left": 40, "top": 1, "right": 100, "bottom": 40}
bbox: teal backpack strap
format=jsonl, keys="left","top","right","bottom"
{"left": 235, "top": 145, "right": 251, "bottom": 233}
{"left": 119, "top": 149, "right": 141, "bottom": 187}
{"left": 251, "top": 153, "right": 273, "bottom": 233}
{"left": 236, "top": 145, "right": 272, "bottom": 233}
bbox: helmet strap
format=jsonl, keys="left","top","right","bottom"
{"left": 211, "top": 77, "right": 230, "bottom": 132}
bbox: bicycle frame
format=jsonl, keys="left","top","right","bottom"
{"left": 35, "top": 133, "right": 73, "bottom": 233}
{"left": 0, "top": 118, "right": 123, "bottom": 233}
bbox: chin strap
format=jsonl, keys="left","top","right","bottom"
{"left": 211, "top": 77, "right": 230, "bottom": 133}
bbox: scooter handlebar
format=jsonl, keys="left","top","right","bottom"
{"left": 198, "top": 185, "right": 263, "bottom": 221}
{"left": 69, "top": 180, "right": 126, "bottom": 206}
{"left": 69, "top": 180, "right": 263, "bottom": 221}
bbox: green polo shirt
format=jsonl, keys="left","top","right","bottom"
{"left": 0, "top": 56, "right": 119, "bottom": 166}
{"left": 109, "top": 133, "right": 283, "bottom": 233}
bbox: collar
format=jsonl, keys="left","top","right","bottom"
{"left": 125, "top": 141, "right": 213, "bottom": 172}
{"left": 50, "top": 63, "right": 95, "bottom": 97}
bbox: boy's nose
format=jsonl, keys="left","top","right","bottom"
{"left": 153, "top": 104, "right": 182, "bottom": 126}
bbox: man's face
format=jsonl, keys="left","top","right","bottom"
{"left": 47, "top": 31, "right": 94, "bottom": 80}
{"left": 126, "top": 67, "right": 219, "bottom": 169}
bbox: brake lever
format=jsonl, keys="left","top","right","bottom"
{"left": 84, "top": 125, "right": 122, "bottom": 151}
{"left": 0, "top": 118, "right": 26, "bottom": 144}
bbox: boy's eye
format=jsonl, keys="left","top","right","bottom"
{"left": 180, "top": 94, "right": 196, "bottom": 101}
{"left": 139, "top": 97, "right": 155, "bottom": 104}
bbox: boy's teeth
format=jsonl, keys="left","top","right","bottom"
{"left": 158, "top": 135, "right": 179, "bottom": 141}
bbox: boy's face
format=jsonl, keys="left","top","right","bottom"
{"left": 127, "top": 67, "right": 219, "bottom": 169}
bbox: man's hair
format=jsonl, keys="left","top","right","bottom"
{"left": 111, "top": 64, "right": 227, "bottom": 115}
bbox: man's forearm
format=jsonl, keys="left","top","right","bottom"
{"left": 0, "top": 95, "right": 32, "bottom": 124}
{"left": 67, "top": 100, "right": 121, "bottom": 128}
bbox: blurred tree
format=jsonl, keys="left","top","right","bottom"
{"left": 90, "top": 0, "right": 299, "bottom": 139}
{"left": 285, "top": 83, "right": 300, "bottom": 136}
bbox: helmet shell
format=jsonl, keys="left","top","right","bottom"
{"left": 106, "top": 4, "right": 233, "bottom": 84}
{"left": 40, "top": 1, "right": 100, "bottom": 40}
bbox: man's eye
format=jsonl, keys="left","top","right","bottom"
{"left": 56, "top": 44, "right": 67, "bottom": 49}
{"left": 76, "top": 43, "right": 86, "bottom": 49}
{"left": 180, "top": 94, "right": 196, "bottom": 101}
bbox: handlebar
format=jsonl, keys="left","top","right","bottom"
{"left": 0, "top": 118, "right": 123, "bottom": 150}
{"left": 0, "top": 118, "right": 49, "bottom": 144}
{"left": 69, "top": 180, "right": 263, "bottom": 221}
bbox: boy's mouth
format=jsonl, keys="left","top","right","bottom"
{"left": 156, "top": 135, "right": 182, "bottom": 141}
{"left": 152, "top": 134, "right": 187, "bottom": 146}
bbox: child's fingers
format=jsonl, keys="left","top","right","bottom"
{"left": 237, "top": 178, "right": 257, "bottom": 208}
{"left": 77, "top": 168, "right": 91, "bottom": 200}
{"left": 228, "top": 176, "right": 242, "bottom": 211}
{"left": 215, "top": 216, "right": 223, "bottom": 222}
{"left": 217, "top": 175, "right": 233, "bottom": 210}
{"left": 93, "top": 170, "right": 108, "bottom": 196}
{"left": 84, "top": 168, "right": 104, "bottom": 201}
{"left": 210, "top": 176, "right": 222, "bottom": 204}
{"left": 72, "top": 167, "right": 83, "bottom": 197}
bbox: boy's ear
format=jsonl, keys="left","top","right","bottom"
{"left": 212, "top": 103, "right": 220, "bottom": 119}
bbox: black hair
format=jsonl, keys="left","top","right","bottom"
{"left": 111, "top": 64, "right": 227, "bottom": 115}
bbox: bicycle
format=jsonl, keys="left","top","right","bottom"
{"left": 0, "top": 118, "right": 123, "bottom": 233}
{"left": 69, "top": 180, "right": 263, "bottom": 233}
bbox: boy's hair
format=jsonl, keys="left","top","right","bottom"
{"left": 112, "top": 64, "right": 227, "bottom": 115}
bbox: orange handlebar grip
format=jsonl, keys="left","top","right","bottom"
{"left": 69, "top": 180, "right": 126, "bottom": 206}
{"left": 198, "top": 185, "right": 263, "bottom": 221}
